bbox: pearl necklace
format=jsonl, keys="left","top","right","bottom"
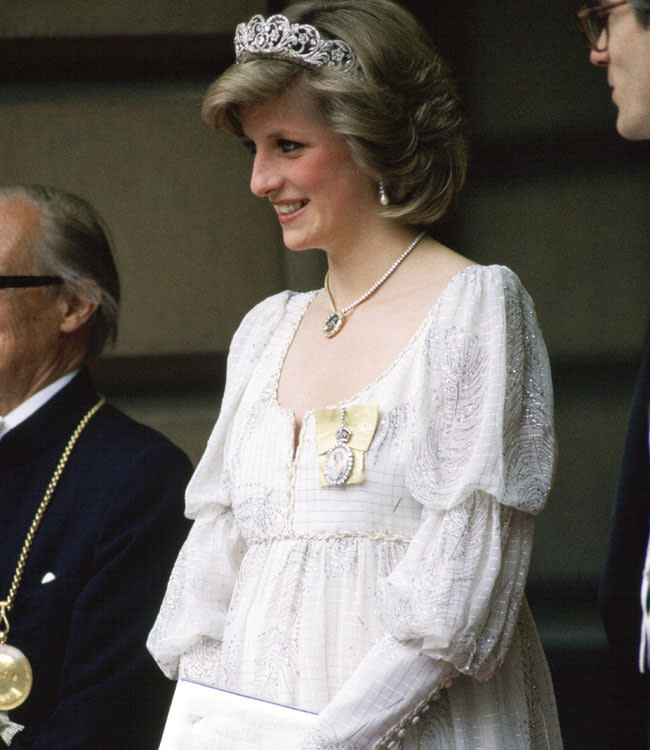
{"left": 322, "top": 231, "right": 425, "bottom": 338}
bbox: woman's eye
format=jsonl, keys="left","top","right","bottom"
{"left": 279, "top": 140, "right": 302, "bottom": 153}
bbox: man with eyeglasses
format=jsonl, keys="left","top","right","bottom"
{"left": 577, "top": 1, "right": 650, "bottom": 746}
{"left": 578, "top": 0, "right": 650, "bottom": 138}
{"left": 0, "top": 185, "right": 192, "bottom": 748}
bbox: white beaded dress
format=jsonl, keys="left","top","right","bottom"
{"left": 148, "top": 264, "right": 563, "bottom": 749}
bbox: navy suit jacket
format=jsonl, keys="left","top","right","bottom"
{"left": 599, "top": 331, "right": 650, "bottom": 747}
{"left": 0, "top": 369, "right": 192, "bottom": 749}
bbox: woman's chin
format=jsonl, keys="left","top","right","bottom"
{"left": 281, "top": 231, "right": 317, "bottom": 253}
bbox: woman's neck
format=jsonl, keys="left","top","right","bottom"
{"left": 323, "top": 224, "right": 425, "bottom": 310}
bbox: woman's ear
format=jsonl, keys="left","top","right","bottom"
{"left": 58, "top": 281, "right": 100, "bottom": 334}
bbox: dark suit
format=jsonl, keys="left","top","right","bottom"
{"left": 599, "top": 331, "right": 650, "bottom": 748}
{"left": 0, "top": 368, "right": 192, "bottom": 749}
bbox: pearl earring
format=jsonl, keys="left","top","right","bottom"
{"left": 379, "top": 180, "right": 389, "bottom": 206}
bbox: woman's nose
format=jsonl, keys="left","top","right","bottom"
{"left": 249, "top": 153, "right": 282, "bottom": 197}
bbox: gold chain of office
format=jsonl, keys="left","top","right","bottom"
{"left": 0, "top": 395, "right": 106, "bottom": 644}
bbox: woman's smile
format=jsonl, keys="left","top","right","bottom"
{"left": 240, "top": 84, "right": 377, "bottom": 253}
{"left": 273, "top": 199, "right": 309, "bottom": 220}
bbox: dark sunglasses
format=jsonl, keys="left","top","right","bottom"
{"left": 0, "top": 275, "right": 64, "bottom": 289}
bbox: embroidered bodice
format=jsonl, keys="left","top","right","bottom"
{"left": 148, "top": 265, "right": 562, "bottom": 749}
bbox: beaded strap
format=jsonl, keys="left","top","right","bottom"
{"left": 248, "top": 530, "right": 413, "bottom": 546}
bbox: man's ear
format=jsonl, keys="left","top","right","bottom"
{"left": 58, "top": 282, "right": 100, "bottom": 334}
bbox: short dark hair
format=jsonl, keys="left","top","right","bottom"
{"left": 0, "top": 185, "right": 120, "bottom": 358}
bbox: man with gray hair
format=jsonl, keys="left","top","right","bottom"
{"left": 577, "top": 0, "right": 650, "bottom": 745}
{"left": 0, "top": 185, "right": 192, "bottom": 748}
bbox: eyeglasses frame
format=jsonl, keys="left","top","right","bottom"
{"left": 577, "top": 0, "right": 628, "bottom": 52}
{"left": 0, "top": 276, "right": 64, "bottom": 290}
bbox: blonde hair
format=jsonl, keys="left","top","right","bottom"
{"left": 202, "top": 0, "right": 467, "bottom": 226}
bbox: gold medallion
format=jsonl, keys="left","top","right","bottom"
{"left": 0, "top": 397, "right": 104, "bottom": 716}
{"left": 0, "top": 644, "right": 33, "bottom": 710}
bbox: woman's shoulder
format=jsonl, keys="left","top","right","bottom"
{"left": 419, "top": 262, "right": 540, "bottom": 351}
{"left": 227, "top": 289, "right": 315, "bottom": 374}
{"left": 233, "top": 289, "right": 308, "bottom": 341}
{"left": 239, "top": 288, "right": 297, "bottom": 321}
{"left": 435, "top": 262, "right": 530, "bottom": 313}
{"left": 444, "top": 261, "right": 522, "bottom": 291}
{"left": 415, "top": 239, "right": 526, "bottom": 309}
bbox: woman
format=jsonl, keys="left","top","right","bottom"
{"left": 149, "top": 1, "right": 563, "bottom": 747}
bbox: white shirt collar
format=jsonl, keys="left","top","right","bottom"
{"left": 0, "top": 370, "right": 79, "bottom": 439}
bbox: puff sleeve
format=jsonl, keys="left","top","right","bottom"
{"left": 147, "top": 292, "right": 291, "bottom": 679}
{"left": 298, "top": 266, "right": 556, "bottom": 749}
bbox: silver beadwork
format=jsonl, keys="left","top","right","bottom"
{"left": 234, "top": 14, "right": 358, "bottom": 71}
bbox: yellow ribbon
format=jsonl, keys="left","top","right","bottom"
{"left": 315, "top": 404, "right": 379, "bottom": 487}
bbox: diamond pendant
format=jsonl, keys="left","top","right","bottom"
{"left": 324, "top": 423, "right": 353, "bottom": 485}
{"left": 322, "top": 311, "right": 343, "bottom": 338}
{"left": 0, "top": 643, "right": 33, "bottom": 710}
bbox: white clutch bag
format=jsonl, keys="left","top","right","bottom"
{"left": 158, "top": 679, "right": 317, "bottom": 750}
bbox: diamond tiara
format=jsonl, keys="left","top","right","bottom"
{"left": 234, "top": 14, "right": 358, "bottom": 71}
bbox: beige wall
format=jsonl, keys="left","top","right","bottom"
{"left": 460, "top": 171, "right": 649, "bottom": 360}
{"left": 1, "top": 0, "right": 280, "bottom": 466}
{"left": 0, "top": 0, "right": 263, "bottom": 35}
{"left": 1, "top": 82, "right": 285, "bottom": 353}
